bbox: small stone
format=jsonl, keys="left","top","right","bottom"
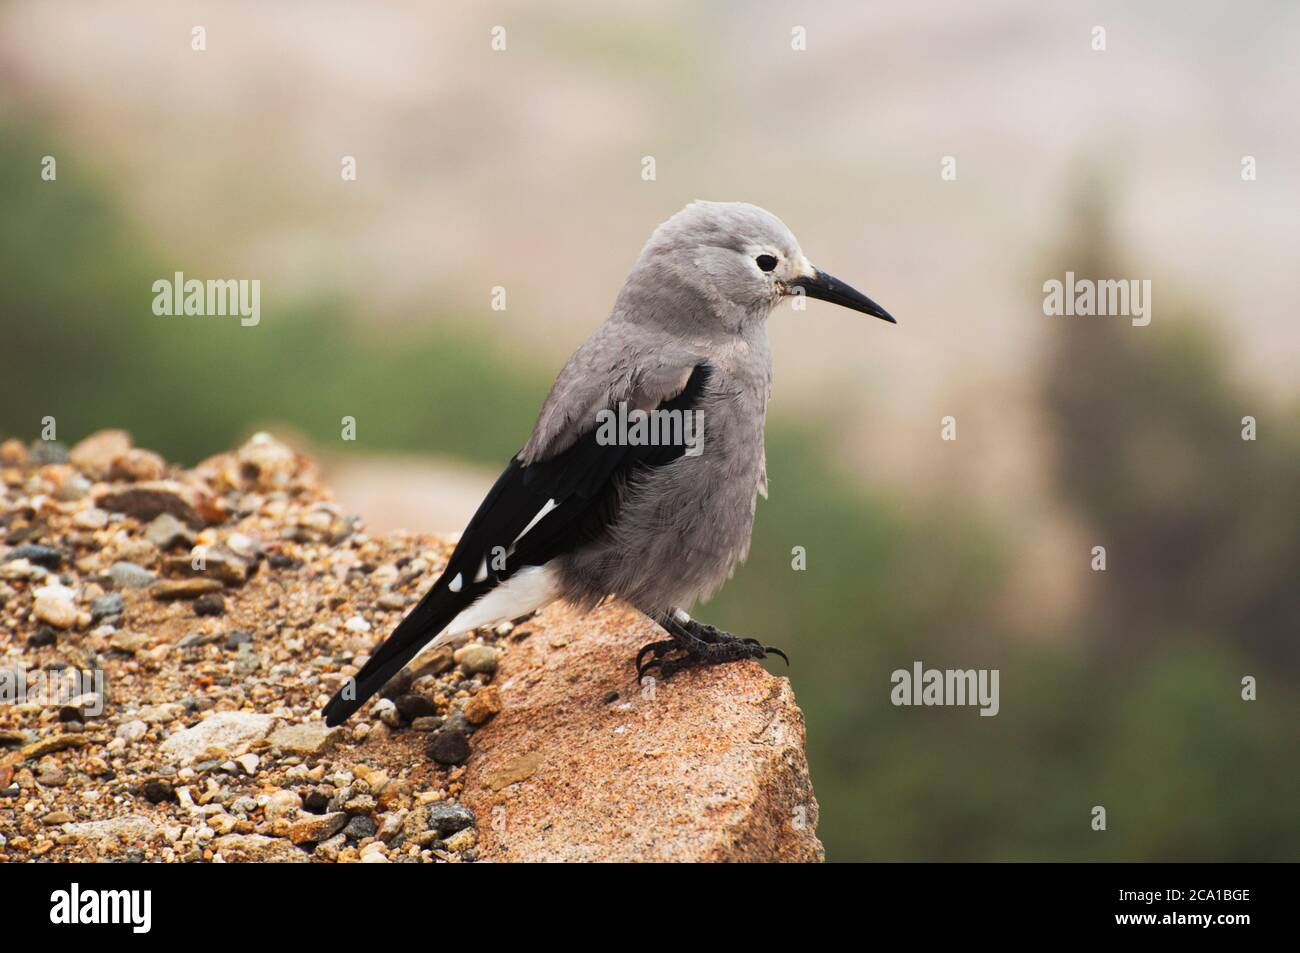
{"left": 109, "top": 562, "right": 155, "bottom": 589}
{"left": 395, "top": 693, "right": 438, "bottom": 721}
{"left": 29, "top": 440, "right": 69, "bottom": 466}
{"left": 95, "top": 481, "right": 203, "bottom": 529}
{"left": 464, "top": 685, "right": 502, "bottom": 725}
{"left": 370, "top": 698, "right": 401, "bottom": 729}
{"left": 428, "top": 728, "right": 471, "bottom": 765}
{"left": 454, "top": 643, "right": 500, "bottom": 675}
{"left": 72, "top": 506, "right": 108, "bottom": 528}
{"left": 603, "top": 690, "right": 620, "bottom": 704}
{"left": 69, "top": 429, "right": 132, "bottom": 479}
{"left": 223, "top": 630, "right": 253, "bottom": 650}
{"left": 7, "top": 544, "right": 63, "bottom": 569}
{"left": 141, "top": 779, "right": 176, "bottom": 804}
{"left": 289, "top": 811, "right": 348, "bottom": 845}
{"left": 410, "top": 716, "right": 443, "bottom": 732}
{"left": 314, "top": 833, "right": 346, "bottom": 862}
{"left": 213, "top": 833, "right": 309, "bottom": 863}
{"left": 27, "top": 626, "right": 57, "bottom": 648}
{"left": 193, "top": 592, "right": 225, "bottom": 616}
{"left": 109, "top": 631, "right": 150, "bottom": 654}
{"left": 108, "top": 448, "right": 166, "bottom": 482}
{"left": 144, "top": 513, "right": 195, "bottom": 551}
{"left": 159, "top": 711, "right": 278, "bottom": 763}
{"left": 34, "top": 594, "right": 78, "bottom": 629}
{"left": 267, "top": 722, "right": 338, "bottom": 756}
{"left": 343, "top": 815, "right": 377, "bottom": 840}
{"left": 443, "top": 827, "right": 476, "bottom": 852}
{"left": 424, "top": 802, "right": 475, "bottom": 837}
{"left": 90, "top": 593, "right": 125, "bottom": 621}
{"left": 235, "top": 753, "right": 260, "bottom": 775}
{"left": 43, "top": 811, "right": 75, "bottom": 825}
{"left": 116, "top": 719, "right": 148, "bottom": 742}
{"left": 266, "top": 790, "right": 303, "bottom": 821}
{"left": 150, "top": 578, "right": 224, "bottom": 601}
{"left": 344, "top": 615, "right": 371, "bottom": 634}
{"left": 302, "top": 789, "right": 331, "bottom": 814}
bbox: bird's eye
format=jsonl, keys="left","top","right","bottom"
{"left": 756, "top": 254, "right": 778, "bottom": 272}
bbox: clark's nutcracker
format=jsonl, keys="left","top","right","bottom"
{"left": 323, "top": 201, "right": 894, "bottom": 726}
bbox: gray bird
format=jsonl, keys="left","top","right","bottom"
{"left": 323, "top": 201, "right": 894, "bottom": 726}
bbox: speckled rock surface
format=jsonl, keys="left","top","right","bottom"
{"left": 460, "top": 602, "right": 824, "bottom": 862}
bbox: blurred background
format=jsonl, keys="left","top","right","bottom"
{"left": 1, "top": 0, "right": 1296, "bottom": 860}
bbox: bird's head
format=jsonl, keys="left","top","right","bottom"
{"left": 631, "top": 200, "right": 896, "bottom": 328}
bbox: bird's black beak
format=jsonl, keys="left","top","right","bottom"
{"left": 791, "top": 269, "right": 896, "bottom": 324}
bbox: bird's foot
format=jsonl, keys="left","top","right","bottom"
{"left": 635, "top": 615, "right": 788, "bottom": 680}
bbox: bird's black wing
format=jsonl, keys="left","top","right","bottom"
{"left": 322, "top": 362, "right": 711, "bottom": 725}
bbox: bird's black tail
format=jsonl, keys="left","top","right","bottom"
{"left": 322, "top": 580, "right": 472, "bottom": 726}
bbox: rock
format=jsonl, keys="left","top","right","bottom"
{"left": 464, "top": 685, "right": 502, "bottom": 725}
{"left": 72, "top": 506, "right": 109, "bottom": 528}
{"left": 33, "top": 594, "right": 78, "bottom": 629}
{"left": 144, "top": 513, "right": 195, "bottom": 550}
{"left": 12, "top": 735, "right": 88, "bottom": 762}
{"left": 6, "top": 544, "right": 63, "bottom": 569}
{"left": 0, "top": 438, "right": 27, "bottom": 466}
{"left": 223, "top": 630, "right": 253, "bottom": 650}
{"left": 28, "top": 626, "right": 57, "bottom": 648}
{"left": 370, "top": 698, "right": 401, "bottom": 729}
{"left": 69, "top": 429, "right": 132, "bottom": 480}
{"left": 150, "top": 578, "right": 224, "bottom": 601}
{"left": 95, "top": 481, "right": 204, "bottom": 529}
{"left": 454, "top": 643, "right": 500, "bottom": 675}
{"left": 137, "top": 703, "right": 184, "bottom": 724}
{"left": 62, "top": 814, "right": 162, "bottom": 844}
{"left": 302, "top": 789, "right": 331, "bottom": 814}
{"left": 267, "top": 723, "right": 338, "bottom": 756}
{"left": 344, "top": 615, "right": 371, "bottom": 633}
{"left": 90, "top": 593, "right": 125, "bottom": 621}
{"left": 140, "top": 779, "right": 176, "bottom": 804}
{"left": 193, "top": 592, "right": 225, "bottom": 616}
{"left": 424, "top": 802, "right": 475, "bottom": 837}
{"left": 107, "top": 448, "right": 166, "bottom": 482}
{"left": 159, "top": 711, "right": 278, "bottom": 763}
{"left": 443, "top": 828, "right": 476, "bottom": 852}
{"left": 428, "top": 728, "right": 470, "bottom": 765}
{"left": 164, "top": 547, "right": 249, "bottom": 585}
{"left": 115, "top": 720, "right": 148, "bottom": 742}
{"left": 213, "top": 833, "right": 309, "bottom": 863}
{"left": 29, "top": 440, "right": 69, "bottom": 466}
{"left": 459, "top": 602, "right": 824, "bottom": 862}
{"left": 44, "top": 811, "right": 75, "bottom": 824}
{"left": 342, "top": 815, "right": 376, "bottom": 840}
{"left": 289, "top": 811, "right": 348, "bottom": 845}
{"left": 234, "top": 753, "right": 260, "bottom": 775}
{"left": 266, "top": 790, "right": 303, "bottom": 821}
{"left": 109, "top": 631, "right": 151, "bottom": 654}
{"left": 394, "top": 693, "right": 438, "bottom": 721}
{"left": 109, "top": 561, "right": 155, "bottom": 589}
{"left": 58, "top": 475, "right": 94, "bottom": 503}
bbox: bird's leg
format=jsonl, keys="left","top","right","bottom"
{"left": 635, "top": 609, "right": 789, "bottom": 680}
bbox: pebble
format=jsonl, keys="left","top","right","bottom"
{"left": 109, "top": 631, "right": 150, "bottom": 654}
{"left": 34, "top": 594, "right": 78, "bottom": 629}
{"left": 56, "top": 474, "right": 93, "bottom": 502}
{"left": 72, "top": 506, "right": 109, "bottom": 529}
{"left": 370, "top": 698, "right": 402, "bottom": 729}
{"left": 144, "top": 513, "right": 195, "bottom": 551}
{"left": 28, "top": 626, "right": 57, "bottom": 648}
{"left": 223, "top": 630, "right": 253, "bottom": 650}
{"left": 428, "top": 728, "right": 471, "bottom": 765}
{"left": 267, "top": 722, "right": 337, "bottom": 755}
{"left": 302, "top": 788, "right": 331, "bottom": 814}
{"left": 395, "top": 693, "right": 438, "bottom": 721}
{"left": 151, "top": 578, "right": 224, "bottom": 601}
{"left": 344, "top": 615, "right": 371, "bottom": 634}
{"left": 463, "top": 685, "right": 502, "bottom": 725}
{"left": 193, "top": 592, "right": 226, "bottom": 616}
{"left": 289, "top": 811, "right": 348, "bottom": 845}
{"left": 90, "top": 593, "right": 125, "bottom": 621}
{"left": 424, "top": 801, "right": 476, "bottom": 836}
{"left": 235, "top": 753, "right": 260, "bottom": 775}
{"left": 7, "top": 544, "right": 63, "bottom": 569}
{"left": 116, "top": 720, "right": 148, "bottom": 742}
{"left": 159, "top": 711, "right": 278, "bottom": 762}
{"left": 109, "top": 561, "right": 155, "bottom": 589}
{"left": 343, "top": 815, "right": 377, "bottom": 840}
{"left": 265, "top": 790, "right": 303, "bottom": 821}
{"left": 30, "top": 440, "right": 69, "bottom": 466}
{"left": 141, "top": 779, "right": 176, "bottom": 804}
{"left": 454, "top": 644, "right": 500, "bottom": 675}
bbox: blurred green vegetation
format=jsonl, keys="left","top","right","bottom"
{"left": 2, "top": 122, "right": 1295, "bottom": 860}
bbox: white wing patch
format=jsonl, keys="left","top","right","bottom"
{"left": 513, "top": 498, "right": 558, "bottom": 545}
{"left": 435, "top": 563, "right": 561, "bottom": 646}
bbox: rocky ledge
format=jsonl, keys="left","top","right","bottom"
{"left": 0, "top": 431, "right": 822, "bottom": 862}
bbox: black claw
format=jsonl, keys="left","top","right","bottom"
{"left": 765, "top": 646, "right": 790, "bottom": 666}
